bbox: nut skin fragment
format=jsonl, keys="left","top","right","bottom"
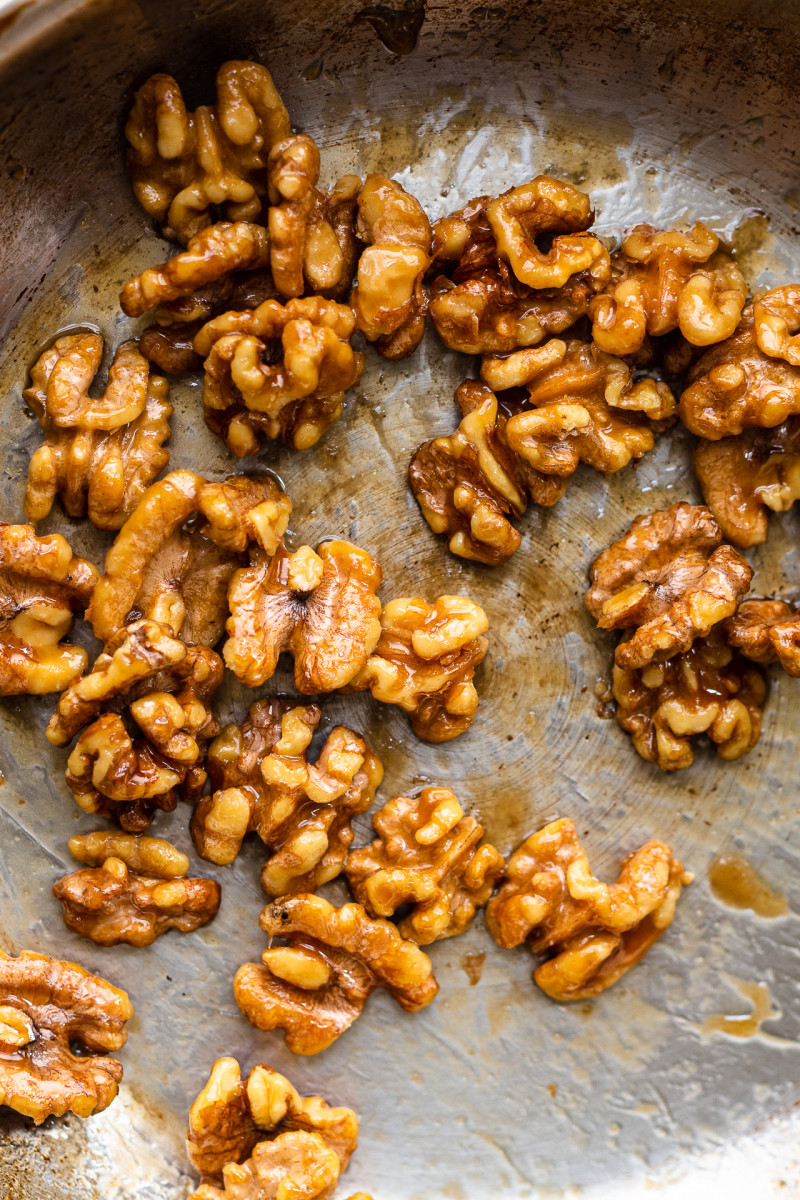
{"left": 224, "top": 540, "right": 382, "bottom": 692}
{"left": 693, "top": 417, "right": 800, "bottom": 548}
{"left": 345, "top": 786, "right": 504, "bottom": 944}
{"left": 586, "top": 503, "right": 753, "bottom": 670}
{"left": 725, "top": 598, "right": 800, "bottom": 676}
{"left": 23, "top": 333, "right": 172, "bottom": 530}
{"left": 0, "top": 950, "right": 132, "bottom": 1123}
{"left": 0, "top": 524, "right": 98, "bottom": 696}
{"left": 234, "top": 894, "right": 438, "bottom": 1054}
{"left": 125, "top": 61, "right": 290, "bottom": 244}
{"left": 612, "top": 628, "right": 766, "bottom": 770}
{"left": 347, "top": 595, "right": 489, "bottom": 742}
{"left": 485, "top": 818, "right": 690, "bottom": 1000}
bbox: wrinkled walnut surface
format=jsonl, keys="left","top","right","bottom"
{"left": 189, "top": 1130, "right": 341, "bottom": 1200}
{"left": 485, "top": 818, "right": 690, "bottom": 1000}
{"left": 725, "top": 598, "right": 800, "bottom": 676}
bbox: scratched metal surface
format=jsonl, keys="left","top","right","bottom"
{"left": 1, "top": 0, "right": 800, "bottom": 1196}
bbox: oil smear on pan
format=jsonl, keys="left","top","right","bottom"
{"left": 708, "top": 854, "right": 790, "bottom": 918}
{"left": 353, "top": 0, "right": 426, "bottom": 55}
{"left": 701, "top": 977, "right": 796, "bottom": 1044}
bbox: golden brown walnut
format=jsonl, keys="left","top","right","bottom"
{"left": 679, "top": 299, "right": 800, "bottom": 439}
{"left": 234, "top": 894, "right": 439, "bottom": 1054}
{"left": 47, "top": 619, "right": 223, "bottom": 831}
{"left": 347, "top": 595, "right": 489, "bottom": 742}
{"left": 586, "top": 503, "right": 753, "bottom": 670}
{"left": 0, "top": 524, "right": 98, "bottom": 696}
{"left": 589, "top": 223, "right": 746, "bottom": 355}
{"left": 753, "top": 284, "right": 800, "bottom": 366}
{"left": 693, "top": 417, "right": 800, "bottom": 547}
{"left": 224, "top": 539, "right": 382, "bottom": 692}
{"left": 194, "top": 295, "right": 364, "bottom": 454}
{"left": 193, "top": 698, "right": 382, "bottom": 898}
{"left": 485, "top": 818, "right": 690, "bottom": 1001}
{"left": 52, "top": 831, "right": 220, "bottom": 947}
{"left": 125, "top": 61, "right": 290, "bottom": 244}
{"left": 725, "top": 598, "right": 800, "bottom": 676}
{"left": 189, "top": 1131, "right": 341, "bottom": 1200}
{"left": 350, "top": 174, "right": 432, "bottom": 359}
{"left": 87, "top": 470, "right": 291, "bottom": 648}
{"left": 612, "top": 627, "right": 766, "bottom": 770}
{"left": 23, "top": 333, "right": 172, "bottom": 529}
{"left": 186, "top": 1056, "right": 358, "bottom": 1191}
{"left": 345, "top": 786, "right": 504, "bottom": 944}
{"left": 0, "top": 950, "right": 132, "bottom": 1123}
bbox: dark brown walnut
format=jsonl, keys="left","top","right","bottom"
{"left": 612, "top": 627, "right": 767, "bottom": 770}
{"left": 87, "top": 470, "right": 291, "bottom": 648}
{"left": 0, "top": 950, "right": 132, "bottom": 1123}
{"left": 194, "top": 295, "right": 364, "bottom": 454}
{"left": 679, "top": 298, "right": 800, "bottom": 439}
{"left": 350, "top": 174, "right": 432, "bottom": 359}
{"left": 725, "top": 598, "right": 800, "bottom": 676}
{"left": 192, "top": 698, "right": 382, "bottom": 898}
{"left": 347, "top": 595, "right": 489, "bottom": 742}
{"left": 125, "top": 60, "right": 290, "bottom": 244}
{"left": 693, "top": 417, "right": 800, "bottom": 547}
{"left": 586, "top": 502, "right": 753, "bottom": 670}
{"left": 0, "top": 524, "right": 98, "bottom": 696}
{"left": 234, "top": 894, "right": 439, "bottom": 1054}
{"left": 23, "top": 332, "right": 172, "bottom": 529}
{"left": 189, "top": 1130, "right": 341, "bottom": 1200}
{"left": 224, "top": 539, "right": 382, "bottom": 691}
{"left": 589, "top": 223, "right": 747, "bottom": 355}
{"left": 485, "top": 818, "right": 690, "bottom": 1001}
{"left": 345, "top": 787, "right": 504, "bottom": 944}
{"left": 47, "top": 619, "right": 223, "bottom": 831}
{"left": 53, "top": 831, "right": 220, "bottom": 947}
{"left": 186, "top": 1056, "right": 358, "bottom": 1190}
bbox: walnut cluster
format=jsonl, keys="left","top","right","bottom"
{"left": 0, "top": 950, "right": 132, "bottom": 1123}
{"left": 485, "top": 819, "right": 690, "bottom": 1000}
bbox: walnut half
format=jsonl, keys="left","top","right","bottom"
{"left": 725, "top": 598, "right": 800, "bottom": 677}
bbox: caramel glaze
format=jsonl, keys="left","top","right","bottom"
{"left": 708, "top": 854, "right": 789, "bottom": 918}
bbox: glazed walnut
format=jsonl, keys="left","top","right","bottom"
{"left": 612, "top": 627, "right": 766, "bottom": 770}
{"left": 725, "top": 598, "right": 800, "bottom": 676}
{"left": 224, "top": 539, "right": 382, "bottom": 692}
{"left": 234, "top": 894, "right": 439, "bottom": 1054}
{"left": 24, "top": 333, "right": 171, "bottom": 529}
{"left": 194, "top": 295, "right": 364, "bottom": 454}
{"left": 348, "top": 595, "right": 489, "bottom": 742}
{"left": 126, "top": 60, "right": 290, "bottom": 243}
{"left": 189, "top": 1132, "right": 340, "bottom": 1200}
{"left": 485, "top": 818, "right": 690, "bottom": 1001}
{"left": 0, "top": 524, "right": 98, "bottom": 696}
{"left": 679, "top": 298, "right": 800, "bottom": 439}
{"left": 693, "top": 417, "right": 800, "bottom": 547}
{"left": 87, "top": 470, "right": 291, "bottom": 648}
{"left": 589, "top": 224, "right": 747, "bottom": 355}
{"left": 586, "top": 503, "right": 753, "bottom": 670}
{"left": 47, "top": 619, "right": 223, "bottom": 831}
{"left": 345, "top": 787, "right": 504, "bottom": 944}
{"left": 193, "top": 698, "right": 382, "bottom": 898}
{"left": 53, "top": 831, "right": 220, "bottom": 947}
{"left": 0, "top": 950, "right": 132, "bottom": 1123}
{"left": 350, "top": 174, "right": 432, "bottom": 359}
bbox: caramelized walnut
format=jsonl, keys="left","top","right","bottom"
{"left": 193, "top": 698, "right": 382, "bottom": 898}
{"left": 348, "top": 595, "right": 489, "bottom": 741}
{"left": 612, "top": 628, "right": 766, "bottom": 770}
{"left": 224, "top": 539, "right": 382, "bottom": 691}
{"left": 234, "top": 894, "right": 438, "bottom": 1054}
{"left": 753, "top": 284, "right": 800, "bottom": 366}
{"left": 679, "top": 299, "right": 800, "bottom": 438}
{"left": 0, "top": 524, "right": 98, "bottom": 696}
{"left": 195, "top": 295, "right": 364, "bottom": 454}
{"left": 586, "top": 503, "right": 753, "bottom": 670}
{"left": 53, "top": 831, "right": 220, "bottom": 947}
{"left": 725, "top": 598, "right": 800, "bottom": 676}
{"left": 189, "top": 1131, "right": 340, "bottom": 1200}
{"left": 485, "top": 818, "right": 690, "bottom": 1000}
{"left": 126, "top": 61, "right": 290, "bottom": 244}
{"left": 350, "top": 174, "right": 432, "bottom": 359}
{"left": 24, "top": 333, "right": 171, "bottom": 529}
{"left": 693, "top": 418, "right": 800, "bottom": 547}
{"left": 346, "top": 787, "right": 504, "bottom": 944}
{"left": 0, "top": 950, "right": 132, "bottom": 1123}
